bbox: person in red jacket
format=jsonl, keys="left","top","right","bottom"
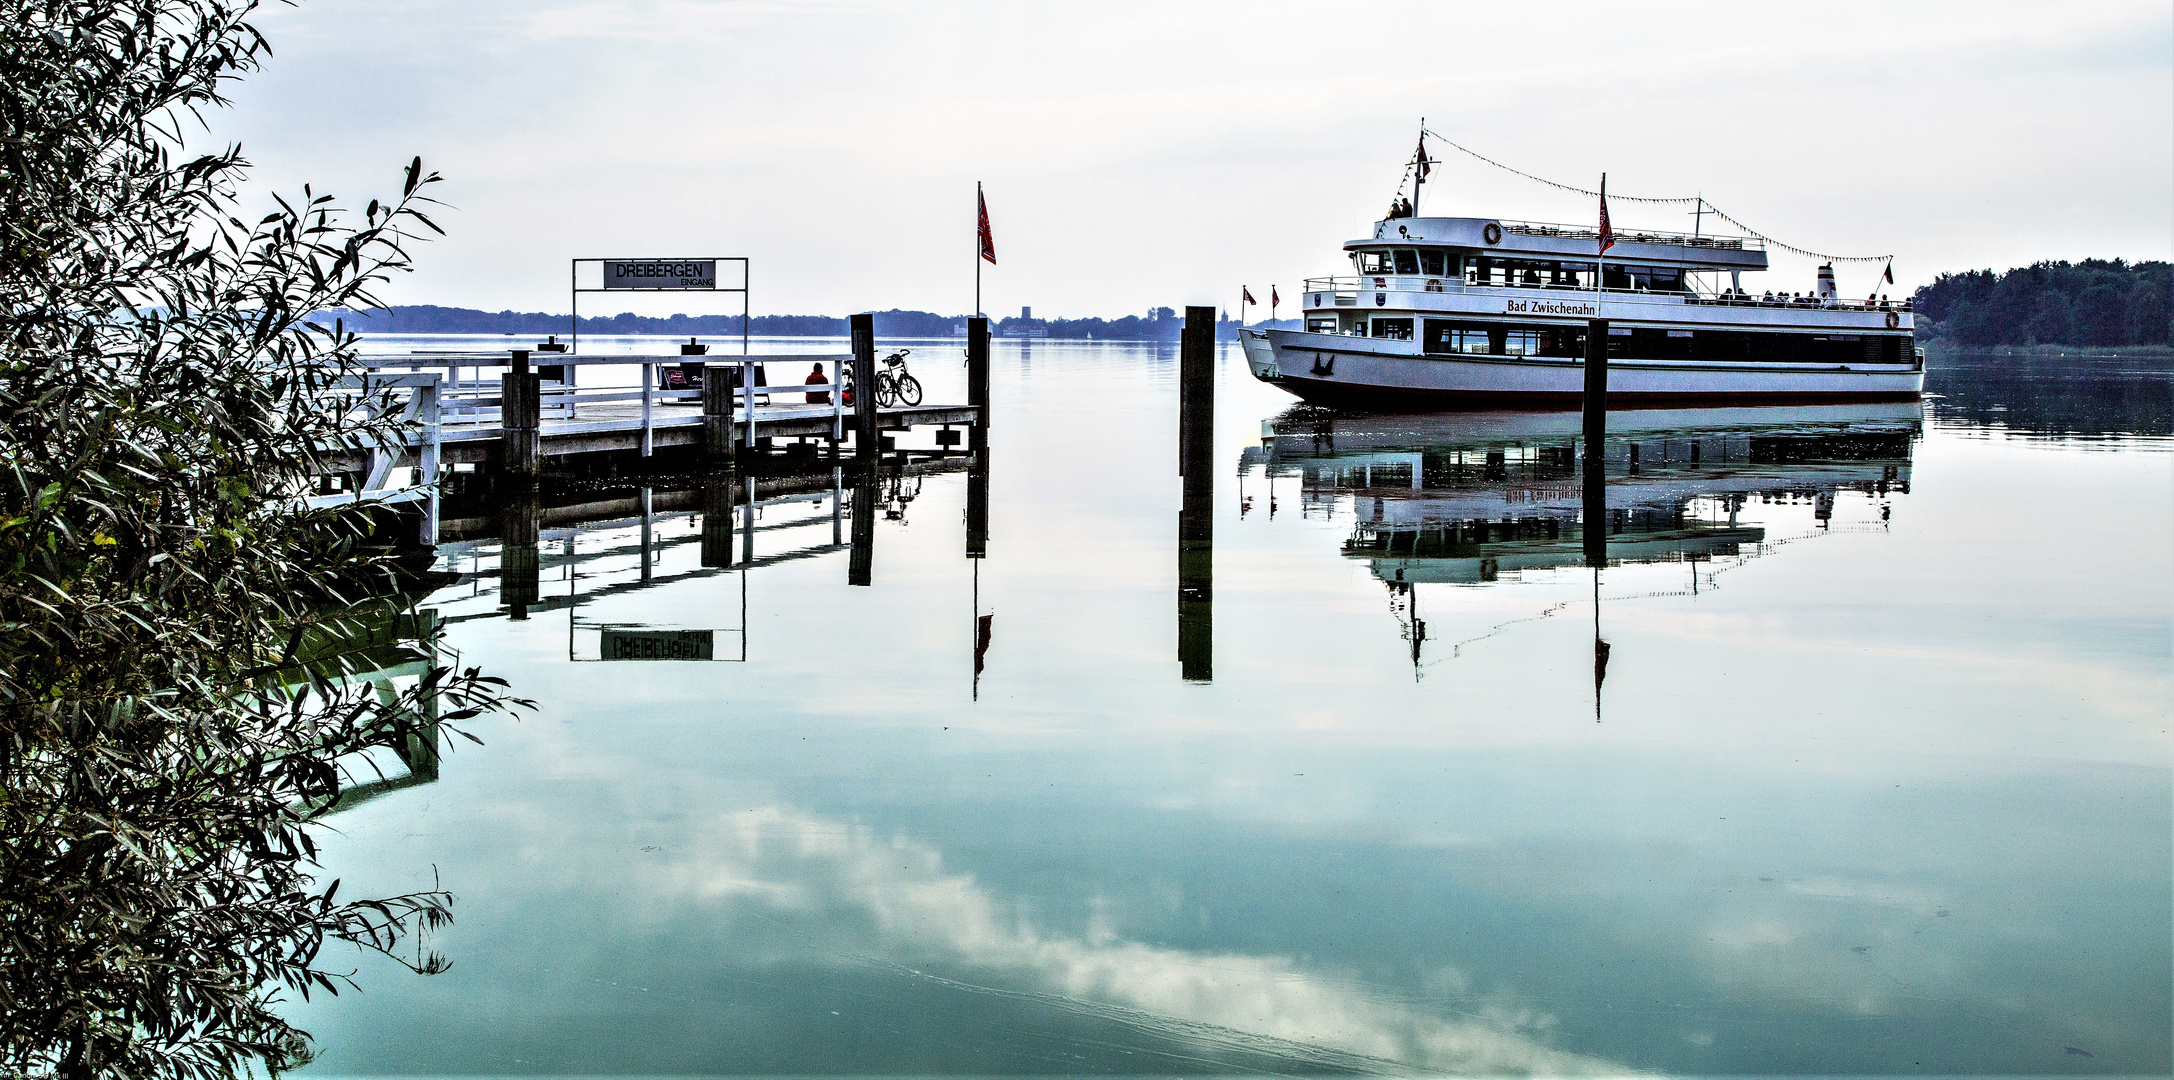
{"left": 804, "top": 363, "right": 830, "bottom": 405}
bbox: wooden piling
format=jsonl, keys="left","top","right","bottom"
{"left": 502, "top": 349, "right": 541, "bottom": 480}
{"left": 966, "top": 316, "right": 990, "bottom": 559}
{"left": 702, "top": 367, "right": 736, "bottom": 463}
{"left": 850, "top": 312, "right": 877, "bottom": 460}
{"left": 1178, "top": 305, "right": 1215, "bottom": 682}
{"left": 967, "top": 316, "right": 990, "bottom": 432}
{"left": 1583, "top": 319, "right": 1609, "bottom": 568}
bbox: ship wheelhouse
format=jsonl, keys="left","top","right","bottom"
{"left": 1299, "top": 216, "right": 1917, "bottom": 368}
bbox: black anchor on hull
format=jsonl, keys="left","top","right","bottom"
{"left": 1309, "top": 353, "right": 1336, "bottom": 377}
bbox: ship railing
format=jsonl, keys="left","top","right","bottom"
{"left": 1496, "top": 219, "right": 1757, "bottom": 251}
{"left": 1298, "top": 276, "right": 1911, "bottom": 314}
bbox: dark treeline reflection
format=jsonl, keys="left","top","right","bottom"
{"left": 1925, "top": 347, "right": 2173, "bottom": 439}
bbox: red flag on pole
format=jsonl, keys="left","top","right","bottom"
{"left": 977, "top": 187, "right": 996, "bottom": 265}
{"left": 1597, "top": 174, "right": 1616, "bottom": 256}
{"left": 1242, "top": 286, "right": 1257, "bottom": 305}
{"left": 1271, "top": 286, "right": 1280, "bottom": 307}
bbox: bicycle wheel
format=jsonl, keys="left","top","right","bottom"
{"left": 875, "top": 372, "right": 899, "bottom": 408}
{"left": 896, "top": 373, "right": 922, "bottom": 406}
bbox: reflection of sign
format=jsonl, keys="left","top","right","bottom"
{"left": 1505, "top": 298, "right": 1597, "bottom": 317}
{"left": 600, "top": 628, "right": 714, "bottom": 660}
{"left": 603, "top": 260, "right": 717, "bottom": 289}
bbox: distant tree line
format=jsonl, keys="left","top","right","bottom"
{"left": 319, "top": 305, "right": 1280, "bottom": 340}
{"left": 1912, "top": 260, "right": 2171, "bottom": 348}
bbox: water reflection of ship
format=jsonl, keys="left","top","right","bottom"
{"left": 1247, "top": 403, "right": 1919, "bottom": 669}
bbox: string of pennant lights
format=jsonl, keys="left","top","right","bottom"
{"left": 1418, "top": 129, "right": 1896, "bottom": 272}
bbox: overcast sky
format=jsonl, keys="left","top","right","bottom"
{"left": 218, "top": 0, "right": 2172, "bottom": 319}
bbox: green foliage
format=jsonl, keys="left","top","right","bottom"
{"left": 0, "top": 2, "right": 523, "bottom": 1076}
{"left": 1912, "top": 260, "right": 2173, "bottom": 348}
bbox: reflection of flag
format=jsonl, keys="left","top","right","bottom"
{"left": 1597, "top": 174, "right": 1615, "bottom": 256}
{"left": 977, "top": 187, "right": 996, "bottom": 265}
{"left": 1242, "top": 287, "right": 1257, "bottom": 305}
{"left": 974, "top": 613, "right": 994, "bottom": 675}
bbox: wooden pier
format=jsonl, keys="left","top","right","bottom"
{"left": 311, "top": 313, "right": 987, "bottom": 546}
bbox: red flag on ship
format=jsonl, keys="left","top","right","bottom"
{"left": 1242, "top": 286, "right": 1257, "bottom": 305}
{"left": 1271, "top": 286, "right": 1280, "bottom": 307}
{"left": 1415, "top": 137, "right": 1431, "bottom": 180}
{"left": 977, "top": 186, "right": 996, "bottom": 265}
{"left": 1597, "top": 173, "right": 1616, "bottom": 256}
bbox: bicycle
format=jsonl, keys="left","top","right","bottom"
{"left": 874, "top": 348, "right": 923, "bottom": 408}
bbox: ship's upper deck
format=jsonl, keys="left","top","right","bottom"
{"left": 1350, "top": 216, "right": 1770, "bottom": 273}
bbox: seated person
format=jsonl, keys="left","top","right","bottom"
{"left": 804, "top": 363, "right": 831, "bottom": 405}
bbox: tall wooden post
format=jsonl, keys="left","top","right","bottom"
{"left": 850, "top": 312, "right": 877, "bottom": 460}
{"left": 1583, "top": 319, "right": 1609, "bottom": 567}
{"left": 1178, "top": 305, "right": 1216, "bottom": 682}
{"left": 702, "top": 367, "right": 735, "bottom": 464}
{"left": 967, "top": 316, "right": 990, "bottom": 434}
{"left": 501, "top": 349, "right": 541, "bottom": 480}
{"left": 966, "top": 315, "right": 990, "bottom": 559}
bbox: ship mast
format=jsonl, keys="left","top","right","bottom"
{"left": 1411, "top": 118, "right": 1426, "bottom": 217}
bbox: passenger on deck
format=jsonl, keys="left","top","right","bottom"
{"left": 804, "top": 363, "right": 830, "bottom": 405}
{"left": 1761, "top": 291, "right": 1776, "bottom": 304}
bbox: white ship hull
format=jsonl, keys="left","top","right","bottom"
{"left": 1240, "top": 328, "right": 1924, "bottom": 408}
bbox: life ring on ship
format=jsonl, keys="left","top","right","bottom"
{"left": 1482, "top": 222, "right": 1504, "bottom": 245}
{"left": 1884, "top": 310, "right": 1900, "bottom": 329}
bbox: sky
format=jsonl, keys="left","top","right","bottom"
{"left": 217, "top": 0, "right": 2174, "bottom": 319}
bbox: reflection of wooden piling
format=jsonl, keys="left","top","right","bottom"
{"left": 502, "top": 349, "right": 542, "bottom": 480}
{"left": 700, "top": 473, "right": 736, "bottom": 568}
{"left": 1178, "top": 305, "right": 1215, "bottom": 682}
{"left": 848, "top": 465, "right": 876, "bottom": 586}
{"left": 401, "top": 608, "right": 442, "bottom": 781}
{"left": 500, "top": 491, "right": 541, "bottom": 619}
{"left": 966, "top": 317, "right": 991, "bottom": 559}
{"left": 1583, "top": 318, "right": 1609, "bottom": 567}
{"left": 851, "top": 312, "right": 877, "bottom": 461}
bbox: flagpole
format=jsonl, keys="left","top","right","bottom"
{"left": 975, "top": 181, "right": 982, "bottom": 319}
{"left": 1595, "top": 173, "right": 1606, "bottom": 310}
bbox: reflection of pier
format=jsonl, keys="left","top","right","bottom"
{"left": 435, "top": 457, "right": 971, "bottom": 659}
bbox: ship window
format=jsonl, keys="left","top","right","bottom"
{"left": 1370, "top": 317, "right": 1414, "bottom": 340}
{"left": 1355, "top": 251, "right": 1390, "bottom": 274}
{"left": 1307, "top": 317, "right": 1338, "bottom": 333}
{"left": 1420, "top": 250, "right": 1448, "bottom": 276}
{"left": 1502, "top": 330, "right": 1541, "bottom": 356}
{"left": 1393, "top": 249, "right": 1420, "bottom": 275}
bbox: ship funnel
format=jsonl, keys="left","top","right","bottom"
{"left": 1816, "top": 263, "right": 1838, "bottom": 301}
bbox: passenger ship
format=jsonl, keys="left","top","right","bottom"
{"left": 1238, "top": 212, "right": 1924, "bottom": 407}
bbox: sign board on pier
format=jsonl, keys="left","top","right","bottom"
{"left": 603, "top": 260, "right": 718, "bottom": 290}
{"left": 599, "top": 628, "right": 716, "bottom": 660}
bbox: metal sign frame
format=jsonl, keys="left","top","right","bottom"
{"left": 570, "top": 256, "right": 749, "bottom": 357}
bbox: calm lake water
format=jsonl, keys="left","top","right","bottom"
{"left": 299, "top": 339, "right": 2171, "bottom": 1076}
